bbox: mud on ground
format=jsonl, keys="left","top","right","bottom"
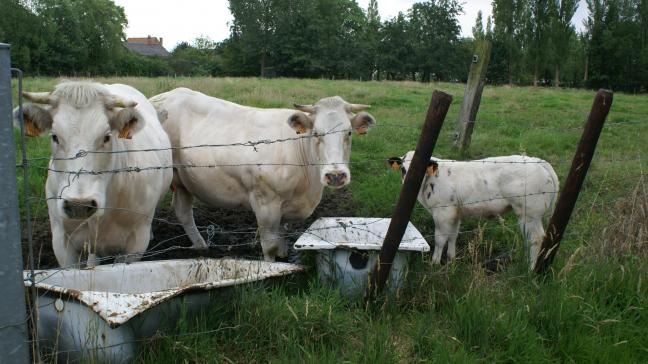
{"left": 21, "top": 189, "right": 357, "bottom": 269}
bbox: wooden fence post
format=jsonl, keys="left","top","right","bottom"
{"left": 453, "top": 39, "right": 492, "bottom": 153}
{"left": 534, "top": 89, "right": 614, "bottom": 274}
{"left": 365, "top": 91, "right": 453, "bottom": 301}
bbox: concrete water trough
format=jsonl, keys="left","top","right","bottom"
{"left": 25, "top": 258, "right": 304, "bottom": 363}
{"left": 294, "top": 217, "right": 430, "bottom": 297}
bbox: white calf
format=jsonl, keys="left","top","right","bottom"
{"left": 389, "top": 152, "right": 559, "bottom": 268}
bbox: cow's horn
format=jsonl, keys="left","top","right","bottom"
{"left": 22, "top": 92, "right": 55, "bottom": 105}
{"left": 347, "top": 104, "right": 371, "bottom": 113}
{"left": 294, "top": 104, "right": 315, "bottom": 114}
{"left": 106, "top": 96, "right": 138, "bottom": 109}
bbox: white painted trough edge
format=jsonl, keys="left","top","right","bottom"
{"left": 294, "top": 217, "right": 430, "bottom": 252}
{"left": 24, "top": 259, "right": 305, "bottom": 328}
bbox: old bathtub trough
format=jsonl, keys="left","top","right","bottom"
{"left": 25, "top": 258, "right": 304, "bottom": 363}
{"left": 294, "top": 217, "right": 430, "bottom": 297}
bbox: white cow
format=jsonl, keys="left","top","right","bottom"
{"left": 389, "top": 152, "right": 559, "bottom": 268}
{"left": 14, "top": 81, "right": 172, "bottom": 267}
{"left": 150, "top": 88, "right": 376, "bottom": 261}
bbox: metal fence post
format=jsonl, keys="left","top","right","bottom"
{"left": 366, "top": 90, "right": 453, "bottom": 300}
{"left": 534, "top": 89, "right": 614, "bottom": 274}
{"left": 0, "top": 43, "right": 30, "bottom": 363}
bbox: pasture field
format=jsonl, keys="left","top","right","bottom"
{"left": 12, "top": 77, "right": 648, "bottom": 362}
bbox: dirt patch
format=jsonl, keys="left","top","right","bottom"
{"left": 21, "top": 189, "right": 357, "bottom": 269}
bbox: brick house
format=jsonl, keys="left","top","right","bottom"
{"left": 124, "top": 36, "right": 171, "bottom": 58}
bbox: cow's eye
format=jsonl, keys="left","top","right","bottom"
{"left": 103, "top": 134, "right": 111, "bottom": 144}
{"left": 51, "top": 134, "right": 58, "bottom": 144}
{"left": 347, "top": 131, "right": 352, "bottom": 137}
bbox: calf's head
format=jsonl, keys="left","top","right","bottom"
{"left": 388, "top": 151, "right": 439, "bottom": 182}
{"left": 14, "top": 81, "right": 144, "bottom": 220}
{"left": 288, "top": 96, "right": 376, "bottom": 188}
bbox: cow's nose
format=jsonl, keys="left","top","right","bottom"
{"left": 325, "top": 172, "right": 348, "bottom": 187}
{"left": 63, "top": 199, "right": 98, "bottom": 219}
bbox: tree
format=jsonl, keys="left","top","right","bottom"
{"left": 408, "top": 0, "right": 463, "bottom": 81}
{"left": 473, "top": 10, "right": 485, "bottom": 39}
{"left": 548, "top": 0, "right": 579, "bottom": 87}
{"left": 491, "top": 0, "right": 527, "bottom": 84}
{"left": 525, "top": 0, "right": 551, "bottom": 86}
{"left": 228, "top": 0, "right": 275, "bottom": 76}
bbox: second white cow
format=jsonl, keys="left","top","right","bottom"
{"left": 150, "top": 88, "right": 376, "bottom": 261}
{"left": 389, "top": 152, "right": 559, "bottom": 268}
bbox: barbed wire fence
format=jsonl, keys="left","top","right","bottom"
{"left": 1, "top": 64, "right": 646, "bottom": 361}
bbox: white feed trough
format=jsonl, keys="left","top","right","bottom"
{"left": 294, "top": 217, "right": 429, "bottom": 297}
{"left": 25, "top": 258, "right": 304, "bottom": 363}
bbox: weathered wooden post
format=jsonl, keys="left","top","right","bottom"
{"left": 453, "top": 39, "right": 492, "bottom": 153}
{"left": 366, "top": 91, "right": 453, "bottom": 300}
{"left": 534, "top": 89, "right": 614, "bottom": 274}
{"left": 0, "top": 43, "right": 31, "bottom": 363}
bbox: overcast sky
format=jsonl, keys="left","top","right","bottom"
{"left": 113, "top": 0, "right": 589, "bottom": 50}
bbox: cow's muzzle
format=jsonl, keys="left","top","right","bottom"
{"left": 63, "top": 199, "right": 98, "bottom": 220}
{"left": 324, "top": 171, "right": 348, "bottom": 188}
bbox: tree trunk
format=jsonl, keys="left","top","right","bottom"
{"left": 555, "top": 64, "right": 561, "bottom": 88}
{"left": 260, "top": 51, "right": 267, "bottom": 78}
{"left": 584, "top": 56, "right": 589, "bottom": 82}
{"left": 533, "top": 64, "right": 539, "bottom": 87}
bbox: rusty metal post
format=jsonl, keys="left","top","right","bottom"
{"left": 534, "top": 89, "right": 614, "bottom": 274}
{"left": 0, "top": 43, "right": 30, "bottom": 363}
{"left": 366, "top": 91, "right": 453, "bottom": 300}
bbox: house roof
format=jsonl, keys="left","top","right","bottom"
{"left": 124, "top": 42, "right": 171, "bottom": 58}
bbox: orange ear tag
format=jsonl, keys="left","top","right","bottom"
{"left": 118, "top": 125, "right": 132, "bottom": 139}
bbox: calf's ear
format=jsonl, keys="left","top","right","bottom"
{"left": 351, "top": 112, "right": 376, "bottom": 135}
{"left": 13, "top": 104, "right": 53, "bottom": 137}
{"left": 426, "top": 161, "right": 439, "bottom": 176}
{"left": 109, "top": 108, "right": 145, "bottom": 139}
{"left": 287, "top": 112, "right": 314, "bottom": 135}
{"left": 387, "top": 157, "right": 403, "bottom": 171}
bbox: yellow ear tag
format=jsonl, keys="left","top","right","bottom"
{"left": 391, "top": 162, "right": 400, "bottom": 171}
{"left": 356, "top": 127, "right": 368, "bottom": 135}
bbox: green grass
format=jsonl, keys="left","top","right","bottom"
{"left": 12, "top": 77, "right": 648, "bottom": 362}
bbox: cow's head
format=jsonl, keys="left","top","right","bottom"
{"left": 388, "top": 151, "right": 439, "bottom": 182}
{"left": 288, "top": 96, "right": 376, "bottom": 188}
{"left": 14, "top": 81, "right": 144, "bottom": 220}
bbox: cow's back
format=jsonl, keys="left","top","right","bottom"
{"left": 151, "top": 88, "right": 319, "bottom": 212}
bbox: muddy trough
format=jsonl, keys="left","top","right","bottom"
{"left": 294, "top": 217, "right": 429, "bottom": 297}
{"left": 25, "top": 259, "right": 304, "bottom": 363}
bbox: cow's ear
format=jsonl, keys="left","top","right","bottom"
{"left": 426, "top": 161, "right": 439, "bottom": 176}
{"left": 351, "top": 112, "right": 376, "bottom": 135}
{"left": 288, "top": 112, "right": 313, "bottom": 135}
{"left": 13, "top": 104, "right": 53, "bottom": 137}
{"left": 387, "top": 157, "right": 403, "bottom": 171}
{"left": 109, "top": 108, "right": 145, "bottom": 139}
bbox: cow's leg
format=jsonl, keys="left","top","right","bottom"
{"left": 431, "top": 208, "right": 458, "bottom": 264}
{"left": 446, "top": 219, "right": 461, "bottom": 261}
{"left": 52, "top": 223, "right": 80, "bottom": 268}
{"left": 172, "top": 185, "right": 208, "bottom": 250}
{"left": 519, "top": 216, "right": 545, "bottom": 269}
{"left": 250, "top": 196, "right": 285, "bottom": 261}
{"left": 119, "top": 225, "right": 151, "bottom": 263}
